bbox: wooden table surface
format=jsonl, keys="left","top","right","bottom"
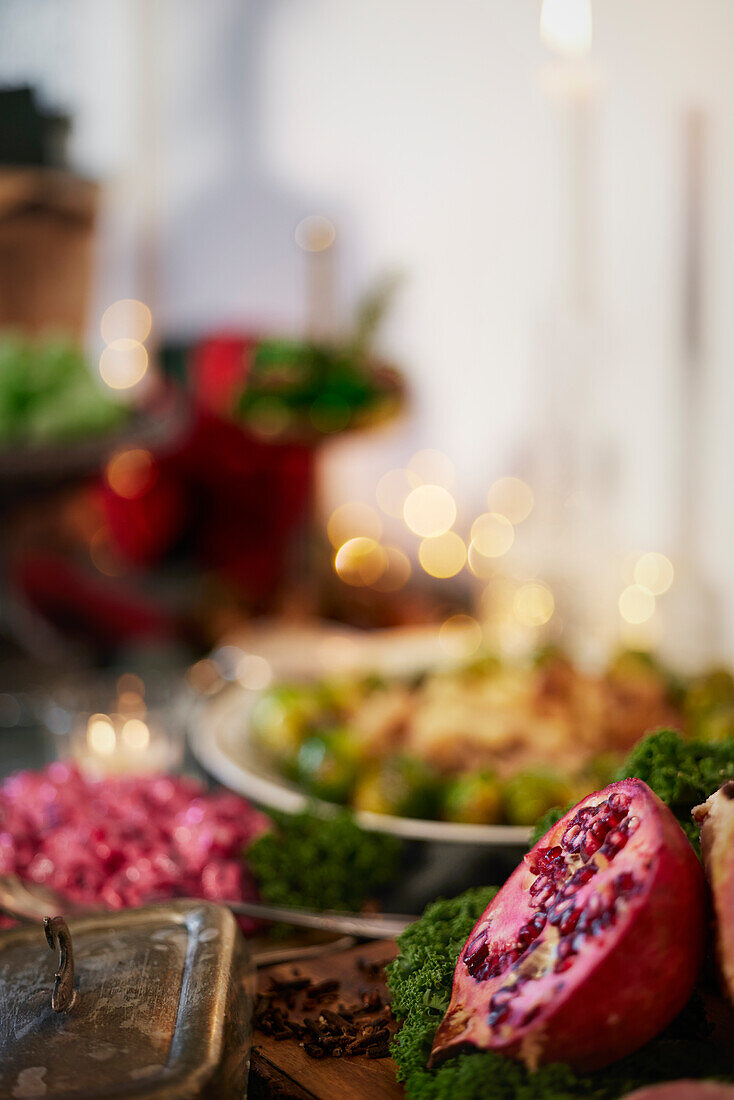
{"left": 249, "top": 939, "right": 404, "bottom": 1099}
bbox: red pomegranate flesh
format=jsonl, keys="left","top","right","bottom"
{"left": 430, "top": 779, "right": 705, "bottom": 1072}
{"left": 693, "top": 780, "right": 734, "bottom": 1002}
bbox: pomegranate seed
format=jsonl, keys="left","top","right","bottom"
{"left": 570, "top": 865, "right": 597, "bottom": 887}
{"left": 570, "top": 836, "right": 584, "bottom": 855}
{"left": 490, "top": 987, "right": 515, "bottom": 1008}
{"left": 591, "top": 910, "right": 614, "bottom": 935}
{"left": 559, "top": 907, "right": 580, "bottom": 935}
{"left": 571, "top": 931, "right": 586, "bottom": 953}
{"left": 608, "top": 792, "right": 631, "bottom": 813}
{"left": 615, "top": 871, "right": 637, "bottom": 897}
{"left": 602, "top": 828, "right": 629, "bottom": 858}
{"left": 529, "top": 874, "right": 549, "bottom": 896}
{"left": 583, "top": 833, "right": 602, "bottom": 858}
{"left": 487, "top": 1003, "right": 511, "bottom": 1026}
{"left": 557, "top": 937, "right": 574, "bottom": 960}
{"left": 517, "top": 916, "right": 546, "bottom": 949}
{"left": 562, "top": 824, "right": 581, "bottom": 848}
{"left": 555, "top": 956, "right": 575, "bottom": 973}
{"left": 471, "top": 959, "right": 494, "bottom": 982}
{"left": 590, "top": 819, "right": 610, "bottom": 842}
{"left": 529, "top": 881, "right": 555, "bottom": 910}
{"left": 466, "top": 931, "right": 487, "bottom": 957}
{"left": 585, "top": 893, "right": 602, "bottom": 917}
{"left": 465, "top": 941, "right": 489, "bottom": 974}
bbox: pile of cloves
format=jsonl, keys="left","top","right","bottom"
{"left": 254, "top": 961, "right": 395, "bottom": 1061}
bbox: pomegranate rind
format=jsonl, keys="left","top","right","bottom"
{"left": 431, "top": 778, "right": 705, "bottom": 1072}
{"left": 693, "top": 781, "right": 734, "bottom": 1003}
{"left": 621, "top": 1083, "right": 734, "bottom": 1100}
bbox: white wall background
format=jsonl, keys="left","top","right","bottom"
{"left": 2, "top": 0, "right": 734, "bottom": 651}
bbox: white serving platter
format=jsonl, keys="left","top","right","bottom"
{"left": 188, "top": 622, "right": 532, "bottom": 848}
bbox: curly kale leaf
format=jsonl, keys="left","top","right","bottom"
{"left": 247, "top": 809, "right": 402, "bottom": 912}
{"left": 615, "top": 728, "right": 734, "bottom": 845}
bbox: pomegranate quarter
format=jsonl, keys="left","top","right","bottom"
{"left": 431, "top": 779, "right": 705, "bottom": 1072}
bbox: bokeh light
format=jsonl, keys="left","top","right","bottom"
{"left": 618, "top": 584, "right": 656, "bottom": 624}
{"left": 105, "top": 448, "right": 156, "bottom": 499}
{"left": 439, "top": 615, "right": 483, "bottom": 658}
{"left": 327, "top": 502, "right": 382, "bottom": 548}
{"left": 403, "top": 484, "right": 457, "bottom": 537}
{"left": 236, "top": 654, "right": 273, "bottom": 691}
{"left": 334, "top": 537, "right": 387, "bottom": 586}
{"left": 418, "top": 531, "right": 466, "bottom": 578}
{"left": 100, "top": 299, "right": 152, "bottom": 345}
{"left": 295, "top": 215, "right": 336, "bottom": 252}
{"left": 540, "top": 0, "right": 592, "bottom": 55}
{"left": 514, "top": 582, "right": 555, "bottom": 626}
{"left": 117, "top": 673, "right": 145, "bottom": 697}
{"left": 487, "top": 477, "right": 534, "bottom": 524}
{"left": 407, "top": 449, "right": 455, "bottom": 489}
{"left": 99, "top": 339, "right": 148, "bottom": 390}
{"left": 470, "top": 512, "right": 515, "bottom": 558}
{"left": 371, "top": 546, "right": 412, "bottom": 592}
{"left": 87, "top": 714, "right": 116, "bottom": 756}
{"left": 187, "top": 659, "right": 221, "bottom": 695}
{"left": 634, "top": 552, "right": 674, "bottom": 596}
{"left": 121, "top": 718, "right": 150, "bottom": 751}
{"left": 376, "top": 469, "right": 417, "bottom": 518}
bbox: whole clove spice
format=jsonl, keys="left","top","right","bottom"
{"left": 254, "top": 962, "right": 396, "bottom": 1063}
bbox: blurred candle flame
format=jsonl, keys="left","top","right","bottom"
{"left": 100, "top": 299, "right": 152, "bottom": 345}
{"left": 418, "top": 531, "right": 466, "bottom": 578}
{"left": 403, "top": 484, "right": 457, "bottom": 538}
{"left": 99, "top": 339, "right": 148, "bottom": 390}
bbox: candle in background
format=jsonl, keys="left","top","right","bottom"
{"left": 296, "top": 214, "right": 337, "bottom": 342}
{"left": 525, "top": 0, "right": 626, "bottom": 659}
{"left": 56, "top": 673, "right": 185, "bottom": 776}
{"left": 659, "top": 107, "right": 720, "bottom": 670}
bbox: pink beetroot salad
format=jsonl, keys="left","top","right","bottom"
{"left": 0, "top": 762, "right": 269, "bottom": 929}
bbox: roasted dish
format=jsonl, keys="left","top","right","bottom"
{"left": 249, "top": 650, "right": 734, "bottom": 825}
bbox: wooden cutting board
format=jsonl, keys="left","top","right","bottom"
{"left": 248, "top": 939, "right": 404, "bottom": 1100}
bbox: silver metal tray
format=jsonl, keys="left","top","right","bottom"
{"left": 0, "top": 900, "right": 254, "bottom": 1099}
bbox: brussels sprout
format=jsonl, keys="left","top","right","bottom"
{"left": 607, "top": 648, "right": 680, "bottom": 698}
{"left": 352, "top": 757, "right": 442, "bottom": 819}
{"left": 442, "top": 772, "right": 504, "bottom": 824}
{"left": 502, "top": 772, "right": 574, "bottom": 827}
{"left": 686, "top": 669, "right": 734, "bottom": 713}
{"left": 693, "top": 704, "right": 734, "bottom": 743}
{"left": 318, "top": 674, "right": 384, "bottom": 715}
{"left": 251, "top": 684, "right": 324, "bottom": 768}
{"left": 296, "top": 728, "right": 361, "bottom": 804}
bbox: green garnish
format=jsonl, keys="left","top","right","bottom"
{"left": 617, "top": 728, "right": 734, "bottom": 845}
{"left": 246, "top": 808, "right": 402, "bottom": 912}
{"left": 387, "top": 888, "right": 729, "bottom": 1099}
{"left": 532, "top": 728, "right": 734, "bottom": 847}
